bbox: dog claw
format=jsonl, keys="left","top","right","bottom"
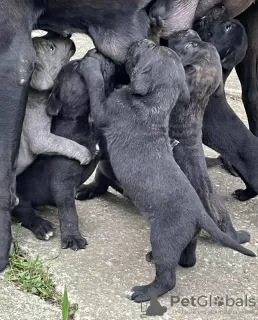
{"left": 126, "top": 291, "right": 135, "bottom": 300}
{"left": 61, "top": 234, "right": 88, "bottom": 250}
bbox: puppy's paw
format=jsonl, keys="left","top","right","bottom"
{"left": 32, "top": 218, "right": 55, "bottom": 241}
{"left": 236, "top": 230, "right": 250, "bottom": 244}
{"left": 78, "top": 56, "right": 102, "bottom": 76}
{"left": 150, "top": 15, "right": 164, "bottom": 34}
{"left": 75, "top": 183, "right": 107, "bottom": 201}
{"left": 85, "top": 49, "right": 115, "bottom": 79}
{"left": 76, "top": 147, "right": 92, "bottom": 165}
{"left": 145, "top": 251, "right": 154, "bottom": 263}
{"left": 128, "top": 283, "right": 172, "bottom": 303}
{"left": 61, "top": 233, "right": 88, "bottom": 251}
{"left": 232, "top": 189, "right": 256, "bottom": 201}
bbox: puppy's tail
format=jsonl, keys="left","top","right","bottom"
{"left": 199, "top": 214, "right": 256, "bottom": 257}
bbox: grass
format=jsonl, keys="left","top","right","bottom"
{"left": 4, "top": 238, "right": 77, "bottom": 319}
{"left": 62, "top": 286, "right": 69, "bottom": 320}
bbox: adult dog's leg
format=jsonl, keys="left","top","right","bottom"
{"left": 236, "top": 3, "right": 258, "bottom": 136}
{"left": 0, "top": 13, "right": 36, "bottom": 270}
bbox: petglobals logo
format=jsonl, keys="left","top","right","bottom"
{"left": 171, "top": 295, "right": 256, "bottom": 308}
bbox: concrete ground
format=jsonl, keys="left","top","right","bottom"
{"left": 0, "top": 33, "right": 258, "bottom": 320}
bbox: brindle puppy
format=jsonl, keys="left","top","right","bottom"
{"left": 167, "top": 30, "right": 250, "bottom": 268}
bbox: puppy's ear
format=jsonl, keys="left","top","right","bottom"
{"left": 130, "top": 64, "right": 152, "bottom": 96}
{"left": 46, "top": 89, "right": 63, "bottom": 116}
{"left": 221, "top": 50, "right": 236, "bottom": 71}
{"left": 184, "top": 64, "right": 197, "bottom": 94}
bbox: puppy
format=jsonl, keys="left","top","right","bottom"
{"left": 78, "top": 41, "right": 255, "bottom": 303}
{"left": 12, "top": 55, "right": 110, "bottom": 249}
{"left": 195, "top": 6, "right": 258, "bottom": 201}
{"left": 167, "top": 30, "right": 250, "bottom": 245}
{"left": 17, "top": 33, "right": 91, "bottom": 175}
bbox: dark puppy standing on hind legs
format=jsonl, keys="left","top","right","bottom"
{"left": 13, "top": 55, "right": 112, "bottom": 249}
{"left": 78, "top": 40, "right": 255, "bottom": 303}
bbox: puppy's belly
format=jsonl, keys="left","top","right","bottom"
{"left": 16, "top": 136, "right": 35, "bottom": 175}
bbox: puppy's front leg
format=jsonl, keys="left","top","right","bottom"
{"left": 78, "top": 58, "right": 107, "bottom": 127}
{"left": 31, "top": 133, "right": 92, "bottom": 165}
{"left": 52, "top": 187, "right": 87, "bottom": 250}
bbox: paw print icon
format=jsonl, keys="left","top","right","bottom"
{"left": 214, "top": 296, "right": 224, "bottom": 307}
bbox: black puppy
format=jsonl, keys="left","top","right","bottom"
{"left": 167, "top": 29, "right": 249, "bottom": 246}
{"left": 12, "top": 55, "right": 113, "bottom": 249}
{"left": 195, "top": 6, "right": 258, "bottom": 201}
{"left": 78, "top": 40, "right": 255, "bottom": 303}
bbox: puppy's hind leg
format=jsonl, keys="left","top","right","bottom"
{"left": 179, "top": 236, "right": 198, "bottom": 268}
{"left": 76, "top": 159, "right": 123, "bottom": 200}
{"left": 129, "top": 221, "right": 179, "bottom": 303}
{"left": 212, "top": 193, "right": 250, "bottom": 244}
{"left": 12, "top": 198, "right": 54, "bottom": 241}
{"left": 75, "top": 163, "right": 111, "bottom": 200}
{"left": 147, "top": 237, "right": 198, "bottom": 268}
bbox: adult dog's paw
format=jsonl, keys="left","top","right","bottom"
{"left": 61, "top": 233, "right": 88, "bottom": 251}
{"left": 32, "top": 217, "right": 54, "bottom": 241}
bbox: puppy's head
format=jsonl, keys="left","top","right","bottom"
{"left": 125, "top": 39, "right": 184, "bottom": 97}
{"left": 30, "top": 32, "right": 75, "bottom": 91}
{"left": 194, "top": 6, "right": 248, "bottom": 71}
{"left": 46, "top": 60, "right": 90, "bottom": 118}
{"left": 168, "top": 30, "right": 222, "bottom": 98}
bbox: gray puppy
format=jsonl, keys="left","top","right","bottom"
{"left": 16, "top": 33, "right": 91, "bottom": 175}
{"left": 78, "top": 40, "right": 255, "bottom": 303}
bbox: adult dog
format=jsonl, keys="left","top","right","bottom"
{"left": 77, "top": 40, "right": 255, "bottom": 302}
{"left": 0, "top": 0, "right": 254, "bottom": 271}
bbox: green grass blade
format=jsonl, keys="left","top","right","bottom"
{"left": 62, "top": 286, "right": 69, "bottom": 320}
